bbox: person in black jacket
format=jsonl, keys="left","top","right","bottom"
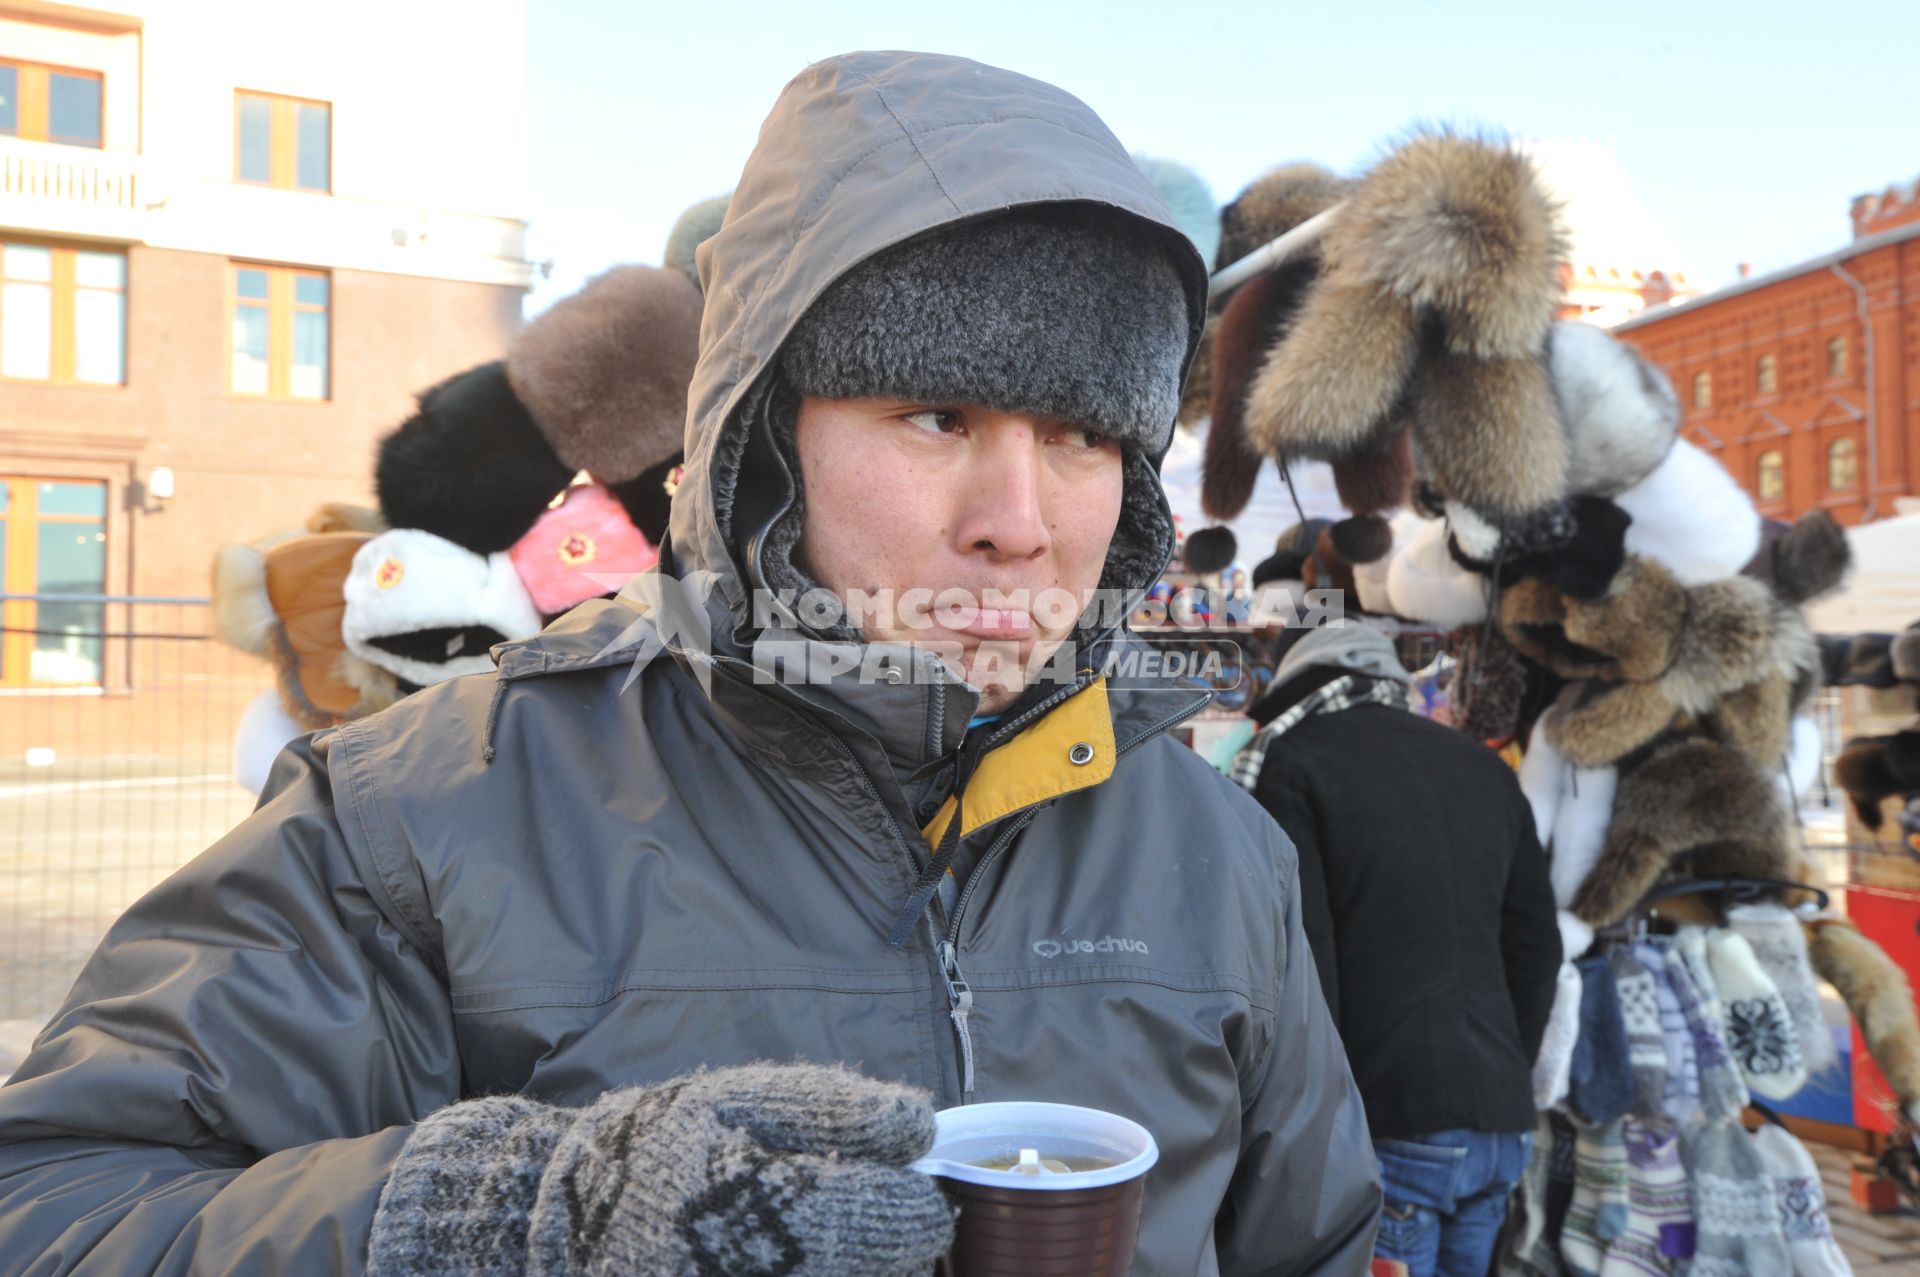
{"left": 1233, "top": 621, "right": 1561, "bottom": 1277}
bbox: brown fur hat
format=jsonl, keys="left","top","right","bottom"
{"left": 1178, "top": 313, "right": 1216, "bottom": 428}
{"left": 1201, "top": 165, "right": 1350, "bottom": 518}
{"left": 506, "top": 264, "right": 704, "bottom": 484}
{"left": 1570, "top": 734, "right": 1797, "bottom": 926}
{"left": 1214, "top": 162, "right": 1352, "bottom": 274}
{"left": 1810, "top": 917, "right": 1920, "bottom": 1114}
{"left": 1243, "top": 132, "right": 1567, "bottom": 529}
{"left": 1512, "top": 557, "right": 1818, "bottom": 769}
{"left": 1836, "top": 730, "right": 1920, "bottom": 830}
{"left": 212, "top": 527, "right": 402, "bottom": 730}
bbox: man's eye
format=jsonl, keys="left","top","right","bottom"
{"left": 1059, "top": 427, "right": 1108, "bottom": 450}
{"left": 906, "top": 410, "right": 960, "bottom": 435}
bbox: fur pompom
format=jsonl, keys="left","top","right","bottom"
{"left": 1182, "top": 525, "right": 1238, "bottom": 575}
{"left": 1134, "top": 154, "right": 1220, "bottom": 266}
{"left": 663, "top": 193, "right": 731, "bottom": 290}
{"left": 1329, "top": 514, "right": 1394, "bottom": 565}
{"left": 1769, "top": 510, "right": 1851, "bottom": 605}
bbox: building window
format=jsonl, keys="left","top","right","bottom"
{"left": 234, "top": 92, "right": 331, "bottom": 192}
{"left": 230, "top": 264, "right": 329, "bottom": 399}
{"left": 1756, "top": 449, "right": 1785, "bottom": 503}
{"left": 0, "top": 477, "right": 108, "bottom": 687}
{"left": 1692, "top": 370, "right": 1712, "bottom": 408}
{"left": 1827, "top": 336, "right": 1848, "bottom": 377}
{"left": 0, "top": 59, "right": 104, "bottom": 148}
{"left": 1756, "top": 354, "right": 1776, "bottom": 395}
{"left": 0, "top": 241, "right": 126, "bottom": 385}
{"left": 1828, "top": 437, "right": 1859, "bottom": 491}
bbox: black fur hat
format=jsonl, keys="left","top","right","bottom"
{"left": 375, "top": 362, "right": 574, "bottom": 555}
{"left": 780, "top": 205, "right": 1192, "bottom": 455}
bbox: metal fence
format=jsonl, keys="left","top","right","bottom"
{"left": 1, "top": 595, "right": 271, "bottom": 1055}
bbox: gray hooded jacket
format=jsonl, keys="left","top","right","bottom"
{"left": 0, "top": 52, "right": 1378, "bottom": 1275}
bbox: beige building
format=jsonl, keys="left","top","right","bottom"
{"left": 0, "top": 0, "right": 532, "bottom": 691}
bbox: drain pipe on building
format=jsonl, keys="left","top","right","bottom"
{"left": 1829, "top": 260, "right": 1879, "bottom": 521}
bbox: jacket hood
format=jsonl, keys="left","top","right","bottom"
{"left": 667, "top": 50, "right": 1208, "bottom": 641}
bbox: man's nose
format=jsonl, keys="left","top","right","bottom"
{"left": 957, "top": 426, "right": 1049, "bottom": 561}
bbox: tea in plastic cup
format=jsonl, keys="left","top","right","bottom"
{"left": 911, "top": 1101, "right": 1158, "bottom": 1277}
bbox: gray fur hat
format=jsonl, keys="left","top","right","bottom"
{"left": 779, "top": 205, "right": 1190, "bottom": 454}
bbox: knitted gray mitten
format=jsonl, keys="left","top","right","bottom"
{"left": 368, "top": 1062, "right": 954, "bottom": 1277}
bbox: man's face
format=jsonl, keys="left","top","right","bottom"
{"left": 792, "top": 396, "right": 1125, "bottom": 713}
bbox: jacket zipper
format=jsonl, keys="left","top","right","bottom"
{"left": 936, "top": 939, "right": 976, "bottom": 1099}
{"left": 931, "top": 686, "right": 1213, "bottom": 1102}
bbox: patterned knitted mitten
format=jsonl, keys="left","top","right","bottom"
{"left": 1633, "top": 941, "right": 1698, "bottom": 1125}
{"left": 1749, "top": 1123, "right": 1851, "bottom": 1277}
{"left": 1598, "top": 1117, "right": 1692, "bottom": 1276}
{"left": 1563, "top": 1121, "right": 1630, "bottom": 1276}
{"left": 1706, "top": 928, "right": 1808, "bottom": 1100}
{"left": 368, "top": 1062, "right": 953, "bottom": 1277}
{"left": 1609, "top": 946, "right": 1668, "bottom": 1118}
{"left": 1667, "top": 930, "right": 1749, "bottom": 1121}
{"left": 1729, "top": 903, "right": 1838, "bottom": 1075}
{"left": 1684, "top": 1120, "right": 1791, "bottom": 1277}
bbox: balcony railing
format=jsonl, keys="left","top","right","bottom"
{"left": 0, "top": 137, "right": 147, "bottom": 239}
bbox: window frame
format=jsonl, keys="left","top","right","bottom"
{"left": 1826, "top": 437, "right": 1859, "bottom": 492}
{"left": 1755, "top": 353, "right": 1777, "bottom": 396}
{"left": 232, "top": 90, "right": 332, "bottom": 193}
{"left": 1756, "top": 449, "right": 1786, "bottom": 503}
{"left": 226, "top": 262, "right": 331, "bottom": 401}
{"left": 0, "top": 475, "right": 111, "bottom": 689}
{"left": 0, "top": 57, "right": 105, "bottom": 149}
{"left": 0, "top": 237, "right": 127, "bottom": 387}
{"left": 1826, "top": 335, "right": 1849, "bottom": 379}
{"left": 1692, "top": 370, "right": 1713, "bottom": 408}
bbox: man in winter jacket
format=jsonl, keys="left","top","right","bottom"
{"left": 0, "top": 51, "right": 1380, "bottom": 1276}
{"left": 1234, "top": 623, "right": 1560, "bottom": 1277}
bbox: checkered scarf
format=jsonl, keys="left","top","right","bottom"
{"left": 1230, "top": 673, "right": 1409, "bottom": 793}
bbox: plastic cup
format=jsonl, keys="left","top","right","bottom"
{"left": 911, "top": 1101, "right": 1158, "bottom": 1277}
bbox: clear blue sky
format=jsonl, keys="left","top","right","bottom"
{"left": 525, "top": 0, "right": 1919, "bottom": 314}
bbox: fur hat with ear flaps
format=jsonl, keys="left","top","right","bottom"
{"left": 1239, "top": 131, "right": 1570, "bottom": 540}
{"left": 211, "top": 506, "right": 404, "bottom": 731}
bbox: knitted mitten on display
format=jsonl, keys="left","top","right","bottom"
{"left": 1536, "top": 961, "right": 1585, "bottom": 1110}
{"left": 1667, "top": 930, "right": 1749, "bottom": 1121}
{"left": 1609, "top": 946, "right": 1669, "bottom": 1118}
{"left": 1633, "top": 941, "right": 1698, "bottom": 1124}
{"left": 1562, "top": 1120, "right": 1630, "bottom": 1276}
{"left": 1684, "top": 1121, "right": 1792, "bottom": 1277}
{"left": 1706, "top": 929, "right": 1809, "bottom": 1100}
{"left": 1567, "top": 955, "right": 1635, "bottom": 1126}
{"left": 1730, "top": 904, "right": 1839, "bottom": 1075}
{"left": 1597, "top": 1117, "right": 1692, "bottom": 1277}
{"left": 367, "top": 1062, "right": 953, "bottom": 1277}
{"left": 1750, "top": 1124, "right": 1851, "bottom": 1277}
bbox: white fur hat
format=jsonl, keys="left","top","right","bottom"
{"left": 343, "top": 528, "right": 542, "bottom": 686}
{"left": 1616, "top": 439, "right": 1762, "bottom": 586}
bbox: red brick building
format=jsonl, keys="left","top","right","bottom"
{"left": 1614, "top": 183, "right": 1920, "bottom": 525}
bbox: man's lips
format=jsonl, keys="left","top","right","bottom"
{"left": 930, "top": 605, "right": 1034, "bottom": 639}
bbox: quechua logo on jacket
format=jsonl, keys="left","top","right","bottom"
{"left": 1031, "top": 936, "right": 1150, "bottom": 958}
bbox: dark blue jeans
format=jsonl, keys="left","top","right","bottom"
{"left": 1372, "top": 1128, "right": 1533, "bottom": 1277}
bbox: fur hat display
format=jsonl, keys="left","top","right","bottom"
{"left": 506, "top": 264, "right": 703, "bottom": 484}
{"left": 510, "top": 483, "right": 660, "bottom": 616}
{"left": 780, "top": 206, "right": 1191, "bottom": 455}
{"left": 343, "top": 528, "right": 543, "bottom": 687}
{"left": 212, "top": 509, "right": 402, "bottom": 732}
{"left": 1547, "top": 322, "right": 1679, "bottom": 498}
